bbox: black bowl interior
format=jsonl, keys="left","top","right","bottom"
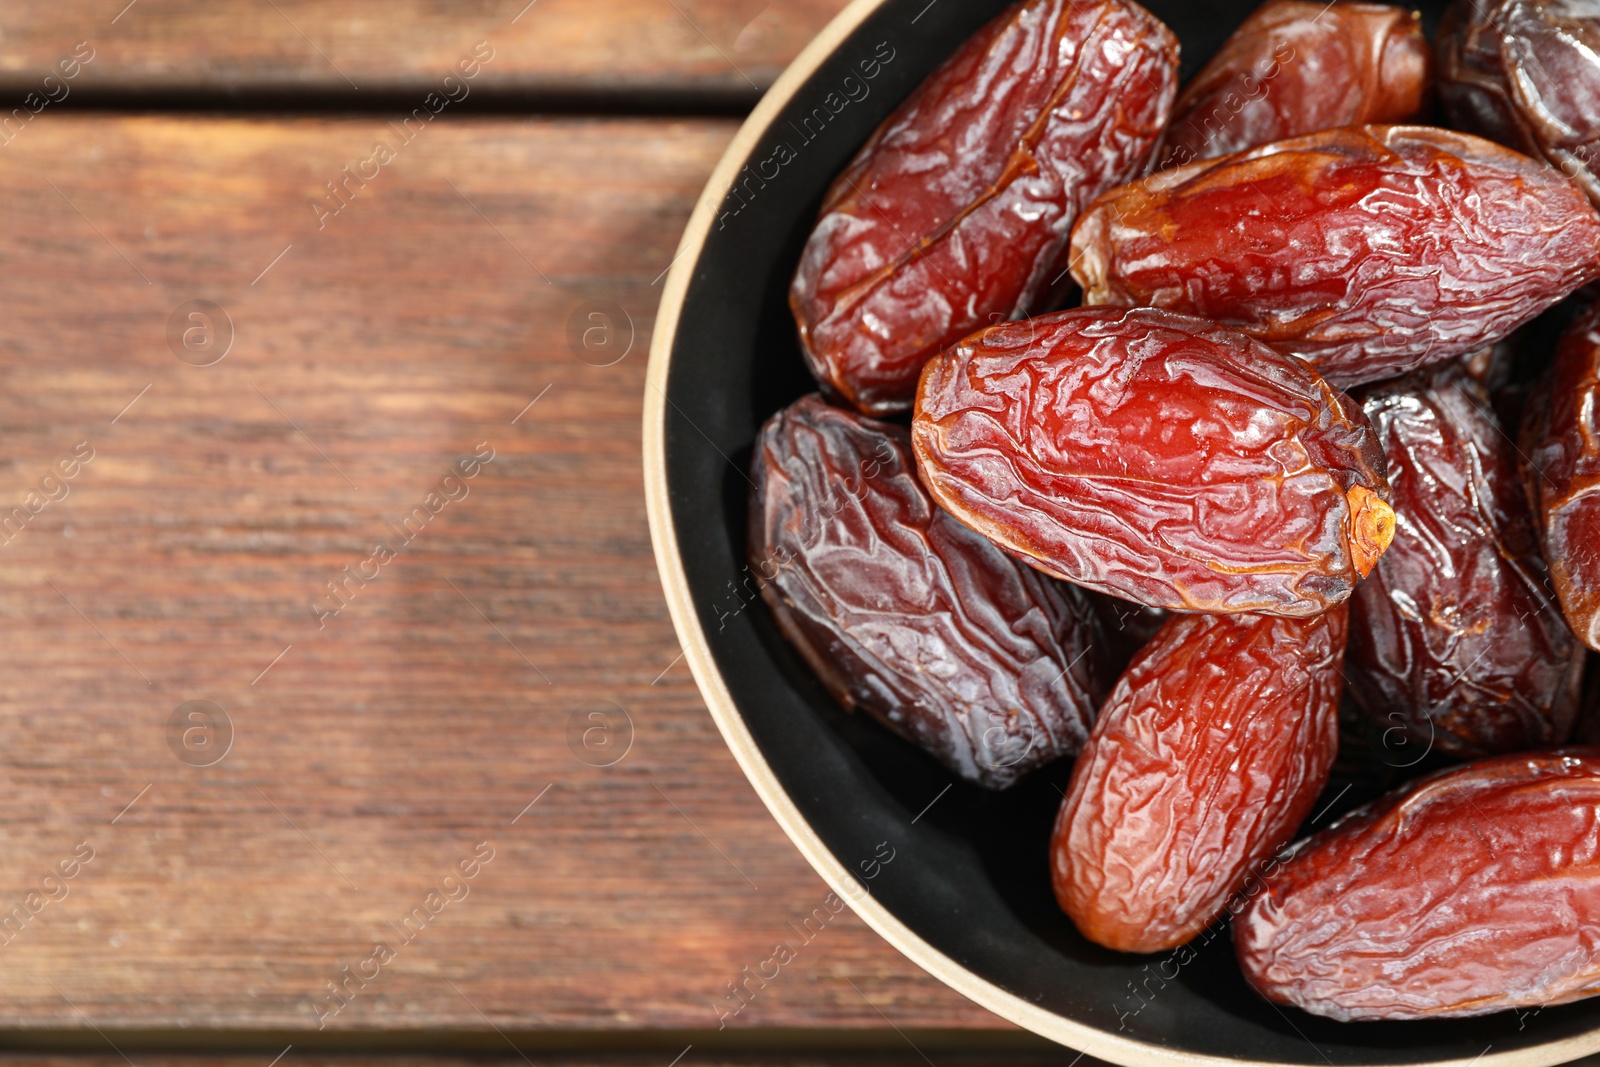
{"left": 660, "top": 2, "right": 1600, "bottom": 1063}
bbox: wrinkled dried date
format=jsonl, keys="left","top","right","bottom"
{"left": 1072, "top": 125, "right": 1600, "bottom": 388}
{"left": 1439, "top": 0, "right": 1600, "bottom": 206}
{"left": 1436, "top": 0, "right": 1543, "bottom": 160}
{"left": 1522, "top": 303, "right": 1600, "bottom": 651}
{"left": 1053, "top": 608, "right": 1347, "bottom": 954}
{"left": 750, "top": 395, "right": 1110, "bottom": 788}
{"left": 789, "top": 0, "right": 1178, "bottom": 416}
{"left": 912, "top": 307, "right": 1394, "bottom": 617}
{"left": 1236, "top": 749, "right": 1600, "bottom": 1020}
{"left": 1159, "top": 1, "right": 1429, "bottom": 169}
{"left": 1348, "top": 363, "right": 1583, "bottom": 756}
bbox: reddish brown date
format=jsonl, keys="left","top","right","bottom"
{"left": 912, "top": 307, "right": 1395, "bottom": 617}
{"left": 1053, "top": 608, "right": 1347, "bottom": 954}
{"left": 1439, "top": 0, "right": 1600, "bottom": 207}
{"left": 788, "top": 0, "right": 1178, "bottom": 416}
{"left": 1522, "top": 303, "right": 1600, "bottom": 651}
{"left": 1158, "top": 1, "right": 1429, "bottom": 169}
{"left": 1348, "top": 363, "right": 1583, "bottom": 756}
{"left": 1235, "top": 749, "right": 1600, "bottom": 1021}
{"left": 1072, "top": 125, "right": 1600, "bottom": 388}
{"left": 749, "top": 395, "right": 1110, "bottom": 789}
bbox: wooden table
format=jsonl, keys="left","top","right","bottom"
{"left": 0, "top": 1, "right": 1069, "bottom": 1062}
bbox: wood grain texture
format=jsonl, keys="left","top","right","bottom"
{"left": 0, "top": 0, "right": 853, "bottom": 98}
{"left": 0, "top": 114, "right": 1006, "bottom": 1032}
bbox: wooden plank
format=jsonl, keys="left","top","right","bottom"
{"left": 0, "top": 0, "right": 852, "bottom": 100}
{"left": 0, "top": 114, "right": 1006, "bottom": 1032}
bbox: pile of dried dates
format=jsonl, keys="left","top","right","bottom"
{"left": 753, "top": 0, "right": 1600, "bottom": 1023}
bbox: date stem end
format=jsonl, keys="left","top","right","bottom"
{"left": 1347, "top": 485, "right": 1395, "bottom": 578}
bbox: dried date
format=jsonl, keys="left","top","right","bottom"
{"left": 1347, "top": 363, "right": 1583, "bottom": 756}
{"left": 1521, "top": 303, "right": 1600, "bottom": 651}
{"left": 1071, "top": 125, "right": 1600, "bottom": 388}
{"left": 789, "top": 0, "right": 1178, "bottom": 416}
{"left": 1159, "top": 1, "right": 1429, "bottom": 169}
{"left": 1053, "top": 608, "right": 1346, "bottom": 953}
{"left": 1436, "top": 0, "right": 1544, "bottom": 159}
{"left": 1438, "top": 0, "right": 1600, "bottom": 207}
{"left": 749, "top": 395, "right": 1110, "bottom": 789}
{"left": 911, "top": 307, "right": 1394, "bottom": 617}
{"left": 1235, "top": 749, "right": 1600, "bottom": 1020}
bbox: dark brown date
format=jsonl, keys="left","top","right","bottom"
{"left": 1235, "top": 749, "right": 1600, "bottom": 1020}
{"left": 912, "top": 307, "right": 1394, "bottom": 617}
{"left": 1072, "top": 125, "right": 1600, "bottom": 388}
{"left": 1439, "top": 0, "right": 1600, "bottom": 207}
{"left": 1522, "top": 303, "right": 1600, "bottom": 651}
{"left": 788, "top": 0, "right": 1178, "bottom": 416}
{"left": 1159, "top": 1, "right": 1429, "bottom": 169}
{"left": 1053, "top": 608, "right": 1346, "bottom": 954}
{"left": 1348, "top": 363, "right": 1583, "bottom": 756}
{"left": 749, "top": 395, "right": 1110, "bottom": 788}
{"left": 1331, "top": 693, "right": 1455, "bottom": 806}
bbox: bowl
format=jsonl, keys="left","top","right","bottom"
{"left": 641, "top": 2, "right": 1600, "bottom": 1064}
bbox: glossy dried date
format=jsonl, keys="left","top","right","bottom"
{"left": 749, "top": 395, "right": 1110, "bottom": 788}
{"left": 1072, "top": 125, "right": 1600, "bottom": 388}
{"left": 912, "top": 307, "right": 1394, "bottom": 617}
{"left": 1348, "top": 363, "right": 1583, "bottom": 756}
{"left": 1522, "top": 303, "right": 1600, "bottom": 651}
{"left": 1438, "top": 0, "right": 1600, "bottom": 207}
{"left": 1235, "top": 749, "right": 1600, "bottom": 1020}
{"left": 1053, "top": 608, "right": 1346, "bottom": 953}
{"left": 1159, "top": 1, "right": 1429, "bottom": 169}
{"left": 1436, "top": 0, "right": 1545, "bottom": 159}
{"left": 789, "top": 0, "right": 1178, "bottom": 416}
